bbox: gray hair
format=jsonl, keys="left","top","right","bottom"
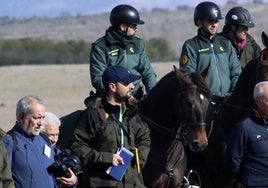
{"left": 253, "top": 81, "right": 268, "bottom": 100}
{"left": 16, "top": 95, "right": 44, "bottom": 121}
{"left": 42, "top": 111, "right": 61, "bottom": 131}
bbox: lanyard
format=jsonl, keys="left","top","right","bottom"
{"left": 119, "top": 106, "right": 124, "bottom": 147}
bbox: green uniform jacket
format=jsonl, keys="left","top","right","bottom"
{"left": 180, "top": 29, "right": 242, "bottom": 96}
{"left": 70, "top": 98, "right": 151, "bottom": 188}
{"left": 89, "top": 26, "right": 157, "bottom": 96}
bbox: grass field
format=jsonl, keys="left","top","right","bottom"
{"left": 0, "top": 62, "right": 176, "bottom": 131}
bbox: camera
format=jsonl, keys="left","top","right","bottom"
{"left": 47, "top": 149, "right": 81, "bottom": 178}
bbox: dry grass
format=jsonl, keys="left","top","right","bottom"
{"left": 0, "top": 62, "right": 176, "bottom": 131}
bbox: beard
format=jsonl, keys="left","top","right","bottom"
{"left": 21, "top": 123, "right": 41, "bottom": 136}
{"left": 114, "top": 91, "right": 132, "bottom": 103}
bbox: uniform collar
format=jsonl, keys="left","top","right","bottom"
{"left": 105, "top": 26, "right": 135, "bottom": 46}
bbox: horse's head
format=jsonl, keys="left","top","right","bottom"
{"left": 174, "top": 66, "right": 212, "bottom": 151}
{"left": 257, "top": 32, "right": 268, "bottom": 81}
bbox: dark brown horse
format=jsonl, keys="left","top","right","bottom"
{"left": 188, "top": 32, "right": 268, "bottom": 188}
{"left": 141, "top": 66, "right": 212, "bottom": 188}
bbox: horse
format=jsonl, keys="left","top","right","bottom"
{"left": 140, "top": 66, "right": 212, "bottom": 188}
{"left": 187, "top": 31, "right": 268, "bottom": 188}
{"left": 57, "top": 66, "right": 212, "bottom": 188}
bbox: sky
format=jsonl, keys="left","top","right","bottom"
{"left": 0, "top": 0, "right": 256, "bottom": 18}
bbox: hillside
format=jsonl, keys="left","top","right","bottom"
{"left": 0, "top": 3, "right": 267, "bottom": 56}
{"left": 0, "top": 63, "right": 176, "bottom": 131}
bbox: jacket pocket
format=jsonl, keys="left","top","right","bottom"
{"left": 89, "top": 177, "right": 118, "bottom": 187}
{"left": 249, "top": 133, "right": 268, "bottom": 154}
{"left": 133, "top": 173, "right": 146, "bottom": 188}
{"left": 246, "top": 177, "right": 268, "bottom": 187}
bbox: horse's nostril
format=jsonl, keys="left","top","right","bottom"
{"left": 190, "top": 140, "right": 208, "bottom": 151}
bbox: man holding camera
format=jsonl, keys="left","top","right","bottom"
{"left": 42, "top": 111, "right": 79, "bottom": 186}
{"left": 3, "top": 95, "right": 77, "bottom": 188}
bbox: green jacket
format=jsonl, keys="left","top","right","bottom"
{"left": 89, "top": 26, "right": 157, "bottom": 96}
{"left": 180, "top": 29, "right": 242, "bottom": 96}
{"left": 0, "top": 140, "right": 14, "bottom": 188}
{"left": 70, "top": 98, "right": 151, "bottom": 188}
{"left": 221, "top": 32, "right": 261, "bottom": 68}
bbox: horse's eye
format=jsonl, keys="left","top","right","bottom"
{"left": 200, "top": 94, "right": 204, "bottom": 101}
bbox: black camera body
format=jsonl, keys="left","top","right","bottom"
{"left": 47, "top": 149, "right": 81, "bottom": 178}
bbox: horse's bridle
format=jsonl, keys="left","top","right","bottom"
{"left": 139, "top": 113, "right": 188, "bottom": 143}
{"left": 140, "top": 84, "right": 209, "bottom": 188}
{"left": 140, "top": 113, "right": 186, "bottom": 188}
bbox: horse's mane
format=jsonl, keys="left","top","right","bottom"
{"left": 143, "top": 69, "right": 212, "bottom": 108}
{"left": 189, "top": 72, "right": 213, "bottom": 99}
{"left": 146, "top": 70, "right": 178, "bottom": 100}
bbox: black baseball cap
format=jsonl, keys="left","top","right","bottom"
{"left": 102, "top": 65, "right": 140, "bottom": 87}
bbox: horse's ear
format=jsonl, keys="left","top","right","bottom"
{"left": 261, "top": 31, "right": 268, "bottom": 48}
{"left": 260, "top": 48, "right": 268, "bottom": 65}
{"left": 200, "top": 63, "right": 210, "bottom": 80}
{"left": 260, "top": 32, "right": 268, "bottom": 65}
{"left": 173, "top": 65, "right": 188, "bottom": 84}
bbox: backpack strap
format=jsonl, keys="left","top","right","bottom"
{"left": 6, "top": 131, "right": 17, "bottom": 155}
{"left": 96, "top": 107, "right": 109, "bottom": 123}
{"left": 6, "top": 131, "right": 51, "bottom": 155}
{"left": 40, "top": 133, "right": 52, "bottom": 146}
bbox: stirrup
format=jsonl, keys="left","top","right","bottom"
{"left": 183, "top": 169, "right": 201, "bottom": 188}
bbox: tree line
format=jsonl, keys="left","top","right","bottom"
{"left": 0, "top": 37, "right": 177, "bottom": 66}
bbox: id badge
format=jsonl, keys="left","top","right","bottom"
{"left": 44, "top": 144, "right": 51, "bottom": 158}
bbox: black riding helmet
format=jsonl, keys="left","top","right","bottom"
{"left": 194, "top": 1, "right": 223, "bottom": 26}
{"left": 110, "top": 4, "right": 145, "bottom": 28}
{"left": 225, "top": 7, "right": 255, "bottom": 28}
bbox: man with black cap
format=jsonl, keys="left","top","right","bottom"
{"left": 70, "top": 65, "right": 151, "bottom": 188}
{"left": 89, "top": 4, "right": 156, "bottom": 100}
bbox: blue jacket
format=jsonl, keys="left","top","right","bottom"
{"left": 227, "top": 115, "right": 268, "bottom": 187}
{"left": 3, "top": 123, "right": 57, "bottom": 188}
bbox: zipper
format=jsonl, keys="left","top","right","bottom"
{"left": 210, "top": 43, "right": 222, "bottom": 95}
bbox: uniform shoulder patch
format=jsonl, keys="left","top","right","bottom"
{"left": 180, "top": 55, "right": 188, "bottom": 66}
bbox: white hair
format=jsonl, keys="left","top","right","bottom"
{"left": 41, "top": 111, "right": 61, "bottom": 132}
{"left": 253, "top": 81, "right": 268, "bottom": 100}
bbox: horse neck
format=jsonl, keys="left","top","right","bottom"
{"left": 150, "top": 128, "right": 184, "bottom": 159}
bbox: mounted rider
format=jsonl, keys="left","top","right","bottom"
{"left": 180, "top": 1, "right": 242, "bottom": 133}
{"left": 220, "top": 6, "right": 261, "bottom": 68}
{"left": 89, "top": 4, "right": 157, "bottom": 100}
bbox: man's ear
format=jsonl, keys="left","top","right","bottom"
{"left": 196, "top": 19, "right": 202, "bottom": 27}
{"left": 17, "top": 112, "right": 24, "bottom": 123}
{"left": 119, "top": 24, "right": 127, "bottom": 32}
{"left": 109, "top": 83, "right": 117, "bottom": 92}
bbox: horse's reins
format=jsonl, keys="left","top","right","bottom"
{"left": 220, "top": 102, "right": 253, "bottom": 112}
{"left": 140, "top": 84, "right": 208, "bottom": 188}
{"left": 206, "top": 98, "right": 254, "bottom": 139}
{"left": 164, "top": 143, "right": 185, "bottom": 188}
{"left": 139, "top": 113, "right": 199, "bottom": 188}
{"left": 139, "top": 113, "right": 178, "bottom": 137}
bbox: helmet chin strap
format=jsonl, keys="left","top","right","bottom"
{"left": 125, "top": 26, "right": 129, "bottom": 34}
